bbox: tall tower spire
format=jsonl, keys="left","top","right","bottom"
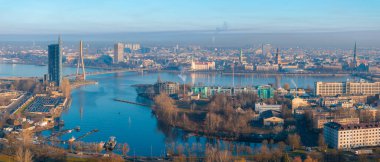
{"left": 58, "top": 35, "right": 62, "bottom": 45}
{"left": 239, "top": 48, "right": 243, "bottom": 64}
{"left": 353, "top": 42, "right": 357, "bottom": 68}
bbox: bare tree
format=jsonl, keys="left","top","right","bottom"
{"left": 61, "top": 78, "right": 71, "bottom": 99}
{"left": 15, "top": 147, "right": 33, "bottom": 162}
{"left": 122, "top": 143, "right": 130, "bottom": 157}
{"left": 283, "top": 83, "right": 290, "bottom": 90}
{"left": 287, "top": 133, "right": 301, "bottom": 150}
{"left": 154, "top": 93, "right": 178, "bottom": 125}
{"left": 318, "top": 133, "right": 327, "bottom": 151}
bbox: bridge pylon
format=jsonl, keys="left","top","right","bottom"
{"left": 76, "top": 40, "right": 86, "bottom": 81}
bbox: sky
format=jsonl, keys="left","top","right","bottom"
{"left": 0, "top": 0, "right": 380, "bottom": 34}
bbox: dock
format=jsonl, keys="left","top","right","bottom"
{"left": 75, "top": 129, "right": 99, "bottom": 141}
{"left": 45, "top": 129, "right": 99, "bottom": 143}
{"left": 113, "top": 98, "right": 152, "bottom": 107}
{"left": 47, "top": 129, "right": 73, "bottom": 139}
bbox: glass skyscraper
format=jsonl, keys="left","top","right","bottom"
{"left": 48, "top": 37, "right": 62, "bottom": 86}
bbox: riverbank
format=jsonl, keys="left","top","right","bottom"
{"left": 70, "top": 80, "right": 98, "bottom": 89}
{"left": 148, "top": 93, "right": 290, "bottom": 143}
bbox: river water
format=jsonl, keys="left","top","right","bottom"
{"left": 0, "top": 63, "right": 358, "bottom": 156}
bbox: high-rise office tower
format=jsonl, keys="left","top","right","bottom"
{"left": 48, "top": 36, "right": 63, "bottom": 86}
{"left": 353, "top": 42, "right": 358, "bottom": 68}
{"left": 114, "top": 43, "right": 124, "bottom": 63}
{"left": 275, "top": 48, "right": 281, "bottom": 64}
{"left": 263, "top": 44, "right": 272, "bottom": 58}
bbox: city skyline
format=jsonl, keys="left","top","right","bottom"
{"left": 1, "top": 1, "right": 380, "bottom": 160}
{"left": 0, "top": 0, "right": 379, "bottom": 34}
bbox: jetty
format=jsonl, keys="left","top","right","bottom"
{"left": 113, "top": 98, "right": 152, "bottom": 107}
{"left": 46, "top": 129, "right": 99, "bottom": 143}
{"left": 75, "top": 129, "right": 99, "bottom": 141}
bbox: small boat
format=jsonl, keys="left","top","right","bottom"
{"left": 59, "top": 120, "right": 65, "bottom": 126}
{"left": 75, "top": 126, "right": 80, "bottom": 132}
{"left": 103, "top": 136, "right": 117, "bottom": 151}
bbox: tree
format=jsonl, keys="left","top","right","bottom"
{"left": 287, "top": 133, "right": 301, "bottom": 150}
{"left": 122, "top": 143, "right": 130, "bottom": 157}
{"left": 283, "top": 83, "right": 290, "bottom": 90}
{"left": 282, "top": 153, "right": 291, "bottom": 162}
{"left": 154, "top": 93, "right": 178, "bottom": 125}
{"left": 304, "top": 156, "right": 314, "bottom": 162}
{"left": 293, "top": 156, "right": 302, "bottom": 162}
{"left": 376, "top": 110, "right": 380, "bottom": 122}
{"left": 306, "top": 85, "right": 312, "bottom": 93}
{"left": 205, "top": 145, "right": 231, "bottom": 162}
{"left": 278, "top": 141, "right": 287, "bottom": 151}
{"left": 359, "top": 109, "right": 374, "bottom": 122}
{"left": 318, "top": 133, "right": 327, "bottom": 151}
{"left": 61, "top": 78, "right": 71, "bottom": 99}
{"left": 20, "top": 130, "right": 33, "bottom": 147}
{"left": 15, "top": 147, "right": 33, "bottom": 162}
{"left": 15, "top": 147, "right": 24, "bottom": 162}
{"left": 204, "top": 113, "right": 222, "bottom": 132}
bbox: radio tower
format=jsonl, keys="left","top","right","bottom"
{"left": 76, "top": 40, "right": 86, "bottom": 80}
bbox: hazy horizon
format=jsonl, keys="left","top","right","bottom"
{"left": 1, "top": 0, "right": 380, "bottom": 48}
{"left": 1, "top": 30, "right": 380, "bottom": 48}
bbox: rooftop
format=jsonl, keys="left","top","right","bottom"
{"left": 324, "top": 122, "right": 380, "bottom": 131}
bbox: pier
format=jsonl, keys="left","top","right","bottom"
{"left": 45, "top": 129, "right": 99, "bottom": 143}
{"left": 75, "top": 129, "right": 99, "bottom": 141}
{"left": 113, "top": 98, "right": 152, "bottom": 107}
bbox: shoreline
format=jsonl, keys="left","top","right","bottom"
{"left": 115, "top": 97, "right": 285, "bottom": 143}
{"left": 1, "top": 62, "right": 356, "bottom": 77}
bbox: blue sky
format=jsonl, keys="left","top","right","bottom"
{"left": 0, "top": 0, "right": 379, "bottom": 34}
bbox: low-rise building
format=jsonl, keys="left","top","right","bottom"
{"left": 257, "top": 85, "right": 274, "bottom": 99}
{"left": 314, "top": 116, "right": 359, "bottom": 129}
{"left": 263, "top": 117, "right": 284, "bottom": 126}
{"left": 324, "top": 122, "right": 380, "bottom": 149}
{"left": 315, "top": 80, "right": 380, "bottom": 97}
{"left": 255, "top": 102, "right": 282, "bottom": 114}
{"left": 191, "top": 86, "right": 256, "bottom": 98}
{"left": 319, "top": 95, "right": 367, "bottom": 107}
{"left": 191, "top": 61, "right": 215, "bottom": 71}
{"left": 154, "top": 81, "right": 179, "bottom": 95}
{"left": 292, "top": 97, "right": 310, "bottom": 114}
{"left": 256, "top": 64, "right": 279, "bottom": 71}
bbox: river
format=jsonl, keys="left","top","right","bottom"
{"left": 0, "top": 63, "right": 358, "bottom": 156}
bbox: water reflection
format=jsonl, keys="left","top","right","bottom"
{"left": 0, "top": 64, "right": 360, "bottom": 156}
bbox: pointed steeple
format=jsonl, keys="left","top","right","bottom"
{"left": 239, "top": 48, "right": 243, "bottom": 64}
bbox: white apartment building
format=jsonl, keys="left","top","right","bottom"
{"left": 114, "top": 43, "right": 124, "bottom": 63}
{"left": 255, "top": 102, "right": 282, "bottom": 114}
{"left": 191, "top": 61, "right": 215, "bottom": 71}
{"left": 324, "top": 122, "right": 380, "bottom": 149}
{"left": 315, "top": 80, "right": 380, "bottom": 97}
